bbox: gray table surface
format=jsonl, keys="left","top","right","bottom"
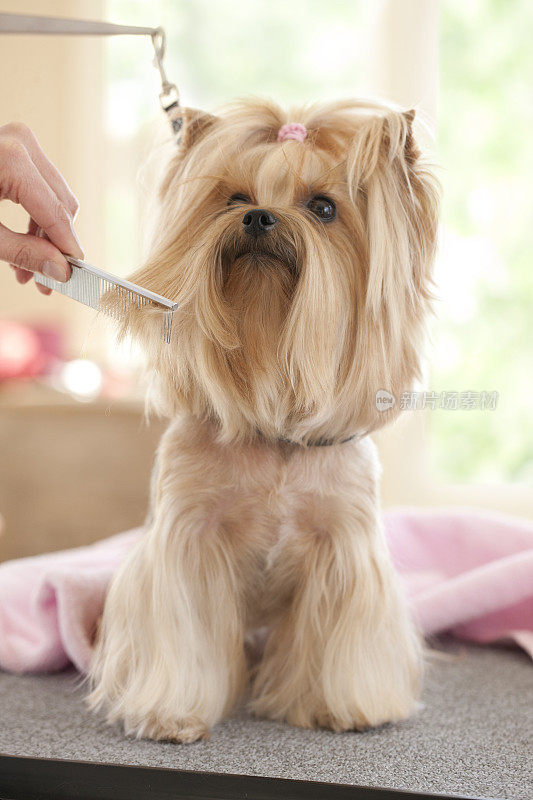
{"left": 0, "top": 640, "right": 531, "bottom": 800}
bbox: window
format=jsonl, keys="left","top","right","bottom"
{"left": 433, "top": 0, "right": 533, "bottom": 483}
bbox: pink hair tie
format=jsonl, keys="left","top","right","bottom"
{"left": 277, "top": 122, "right": 307, "bottom": 143}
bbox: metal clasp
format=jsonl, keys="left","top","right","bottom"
{"left": 151, "top": 27, "right": 182, "bottom": 139}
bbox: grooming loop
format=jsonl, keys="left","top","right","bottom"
{"left": 0, "top": 12, "right": 182, "bottom": 141}
{"left": 151, "top": 26, "right": 183, "bottom": 138}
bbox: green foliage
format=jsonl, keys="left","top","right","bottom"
{"left": 108, "top": 0, "right": 373, "bottom": 109}
{"left": 174, "top": 0, "right": 375, "bottom": 105}
{"left": 432, "top": 0, "right": 533, "bottom": 482}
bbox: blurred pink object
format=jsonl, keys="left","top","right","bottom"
{"left": 0, "top": 320, "right": 62, "bottom": 381}
{"left": 0, "top": 530, "right": 138, "bottom": 673}
{"left": 277, "top": 122, "right": 307, "bottom": 143}
{"left": 386, "top": 509, "right": 533, "bottom": 657}
{"left": 0, "top": 508, "right": 531, "bottom": 674}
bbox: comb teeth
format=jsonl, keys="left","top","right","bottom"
{"left": 35, "top": 257, "right": 178, "bottom": 344}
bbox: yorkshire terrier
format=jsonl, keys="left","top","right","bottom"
{"left": 88, "top": 99, "right": 439, "bottom": 742}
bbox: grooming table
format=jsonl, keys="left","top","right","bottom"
{"left": 0, "top": 641, "right": 530, "bottom": 800}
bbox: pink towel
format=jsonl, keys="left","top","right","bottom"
{"left": 0, "top": 508, "right": 531, "bottom": 674}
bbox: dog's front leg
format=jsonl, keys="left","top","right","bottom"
{"left": 251, "top": 445, "right": 422, "bottom": 731}
{"left": 88, "top": 426, "right": 252, "bottom": 742}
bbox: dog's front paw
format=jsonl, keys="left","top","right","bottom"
{"left": 134, "top": 715, "right": 210, "bottom": 743}
{"left": 252, "top": 692, "right": 413, "bottom": 733}
{"left": 311, "top": 708, "right": 369, "bottom": 733}
{"left": 255, "top": 703, "right": 364, "bottom": 733}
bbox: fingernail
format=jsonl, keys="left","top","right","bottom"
{"left": 42, "top": 260, "right": 69, "bottom": 282}
{"left": 69, "top": 220, "right": 84, "bottom": 259}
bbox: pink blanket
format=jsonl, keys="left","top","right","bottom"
{"left": 0, "top": 508, "right": 532, "bottom": 674}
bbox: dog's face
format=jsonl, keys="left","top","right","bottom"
{"left": 120, "top": 99, "right": 439, "bottom": 443}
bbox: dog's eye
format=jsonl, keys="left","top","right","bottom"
{"left": 307, "top": 195, "right": 336, "bottom": 222}
{"left": 227, "top": 193, "right": 251, "bottom": 206}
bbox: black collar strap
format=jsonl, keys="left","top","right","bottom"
{"left": 278, "top": 433, "right": 359, "bottom": 447}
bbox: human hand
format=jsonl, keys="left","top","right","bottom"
{"left": 0, "top": 122, "right": 83, "bottom": 295}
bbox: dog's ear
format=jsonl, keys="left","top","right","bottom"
{"left": 178, "top": 107, "right": 218, "bottom": 150}
{"left": 159, "top": 108, "right": 218, "bottom": 199}
{"left": 346, "top": 103, "right": 439, "bottom": 323}
{"left": 383, "top": 109, "right": 420, "bottom": 165}
{"left": 348, "top": 109, "right": 419, "bottom": 185}
{"left": 342, "top": 106, "right": 439, "bottom": 435}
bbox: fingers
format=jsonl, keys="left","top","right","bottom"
{"left": 0, "top": 123, "right": 82, "bottom": 298}
{"left": 0, "top": 222, "right": 70, "bottom": 282}
{"left": 0, "top": 135, "right": 83, "bottom": 260}
{"left": 27, "top": 218, "right": 40, "bottom": 238}
{"left": 1, "top": 122, "right": 79, "bottom": 218}
{"left": 13, "top": 265, "right": 33, "bottom": 284}
{"left": 12, "top": 264, "right": 53, "bottom": 294}
{"left": 10, "top": 263, "right": 51, "bottom": 294}
{"left": 10, "top": 218, "right": 69, "bottom": 291}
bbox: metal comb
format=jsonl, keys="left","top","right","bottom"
{"left": 35, "top": 257, "right": 178, "bottom": 343}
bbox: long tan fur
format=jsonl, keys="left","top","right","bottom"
{"left": 89, "top": 98, "right": 439, "bottom": 741}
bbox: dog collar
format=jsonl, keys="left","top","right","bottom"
{"left": 284, "top": 434, "right": 358, "bottom": 447}
{"left": 265, "top": 433, "right": 359, "bottom": 448}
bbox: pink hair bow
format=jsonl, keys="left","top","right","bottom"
{"left": 277, "top": 122, "right": 307, "bottom": 143}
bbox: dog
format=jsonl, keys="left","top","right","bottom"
{"left": 88, "top": 98, "right": 439, "bottom": 743}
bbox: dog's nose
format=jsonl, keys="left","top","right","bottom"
{"left": 242, "top": 208, "right": 278, "bottom": 237}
